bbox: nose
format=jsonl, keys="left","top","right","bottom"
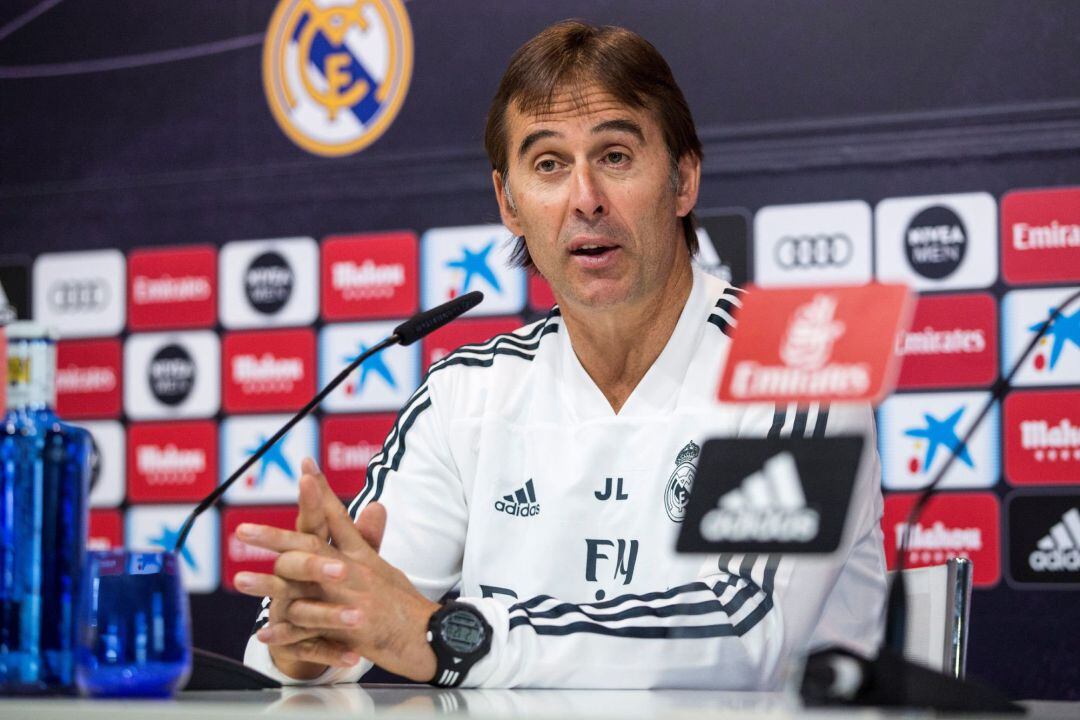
{"left": 569, "top": 164, "right": 606, "bottom": 220}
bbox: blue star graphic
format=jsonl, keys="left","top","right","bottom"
{"left": 243, "top": 435, "right": 295, "bottom": 486}
{"left": 149, "top": 525, "right": 197, "bottom": 571}
{"left": 1028, "top": 306, "right": 1080, "bottom": 371}
{"left": 445, "top": 240, "right": 501, "bottom": 294}
{"left": 344, "top": 342, "right": 396, "bottom": 392}
{"left": 903, "top": 406, "right": 974, "bottom": 474}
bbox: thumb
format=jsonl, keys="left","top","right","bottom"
{"left": 355, "top": 502, "right": 387, "bottom": 553}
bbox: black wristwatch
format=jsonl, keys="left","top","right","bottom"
{"left": 426, "top": 601, "right": 492, "bottom": 687}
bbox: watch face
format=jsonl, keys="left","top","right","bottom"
{"left": 439, "top": 609, "right": 485, "bottom": 654}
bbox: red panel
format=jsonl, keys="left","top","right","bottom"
{"left": 55, "top": 339, "right": 122, "bottom": 419}
{"left": 88, "top": 509, "right": 123, "bottom": 551}
{"left": 895, "top": 293, "right": 997, "bottom": 389}
{"left": 222, "top": 328, "right": 316, "bottom": 413}
{"left": 320, "top": 414, "right": 396, "bottom": 498}
{"left": 221, "top": 506, "right": 299, "bottom": 592}
{"left": 1004, "top": 389, "right": 1080, "bottom": 486}
{"left": 128, "top": 245, "right": 217, "bottom": 329}
{"left": 127, "top": 421, "right": 218, "bottom": 503}
{"left": 421, "top": 316, "right": 522, "bottom": 372}
{"left": 1001, "top": 187, "right": 1080, "bottom": 286}
{"left": 321, "top": 232, "right": 419, "bottom": 320}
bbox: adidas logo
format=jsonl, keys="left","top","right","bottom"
{"left": 700, "top": 452, "right": 820, "bottom": 542}
{"left": 494, "top": 479, "right": 540, "bottom": 518}
{"left": 1029, "top": 507, "right": 1080, "bottom": 572}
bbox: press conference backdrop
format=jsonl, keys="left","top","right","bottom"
{"left": 2, "top": 0, "right": 1079, "bottom": 700}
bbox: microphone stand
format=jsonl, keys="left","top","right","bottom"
{"left": 803, "top": 287, "right": 1080, "bottom": 712}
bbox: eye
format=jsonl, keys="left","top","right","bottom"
{"left": 536, "top": 158, "right": 559, "bottom": 173}
{"left": 604, "top": 151, "right": 628, "bottom": 165}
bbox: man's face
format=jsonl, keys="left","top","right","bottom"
{"left": 494, "top": 85, "right": 699, "bottom": 312}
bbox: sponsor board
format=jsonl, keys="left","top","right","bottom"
{"left": 695, "top": 211, "right": 751, "bottom": 287}
{"left": 528, "top": 274, "right": 556, "bottom": 312}
{"left": 127, "top": 421, "right": 218, "bottom": 503}
{"left": 126, "top": 504, "right": 220, "bottom": 593}
{"left": 1004, "top": 390, "right": 1080, "bottom": 486}
{"left": 222, "top": 328, "right": 316, "bottom": 413}
{"left": 55, "top": 339, "right": 122, "bottom": 419}
{"left": 882, "top": 492, "right": 1000, "bottom": 587}
{"left": 221, "top": 506, "right": 299, "bottom": 592}
{"left": 127, "top": 245, "right": 216, "bottom": 329}
{"left": 894, "top": 293, "right": 997, "bottom": 390}
{"left": 220, "top": 414, "right": 318, "bottom": 505}
{"left": 1001, "top": 187, "right": 1080, "bottom": 286}
{"left": 878, "top": 391, "right": 999, "bottom": 490}
{"left": 753, "top": 201, "right": 872, "bottom": 287}
{"left": 717, "top": 284, "right": 911, "bottom": 404}
{"left": 320, "top": 414, "right": 395, "bottom": 497}
{"left": 33, "top": 250, "right": 126, "bottom": 338}
{"left": 124, "top": 331, "right": 220, "bottom": 420}
{"left": 319, "top": 321, "right": 419, "bottom": 412}
{"left": 88, "top": 510, "right": 123, "bottom": 551}
{"left": 875, "top": 193, "right": 997, "bottom": 291}
{"left": 0, "top": 259, "right": 31, "bottom": 319}
{"left": 1006, "top": 491, "right": 1080, "bottom": 588}
{"left": 421, "top": 316, "right": 522, "bottom": 371}
{"left": 1001, "top": 286, "right": 1080, "bottom": 387}
{"left": 220, "top": 238, "right": 318, "bottom": 329}
{"left": 83, "top": 420, "right": 125, "bottom": 509}
{"left": 321, "top": 232, "right": 418, "bottom": 320}
{"left": 420, "top": 225, "right": 525, "bottom": 316}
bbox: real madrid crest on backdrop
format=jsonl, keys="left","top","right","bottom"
{"left": 262, "top": 0, "right": 414, "bottom": 157}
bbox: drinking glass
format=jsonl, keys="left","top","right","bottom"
{"left": 75, "top": 550, "right": 192, "bottom": 697}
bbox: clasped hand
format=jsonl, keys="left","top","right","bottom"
{"left": 233, "top": 458, "right": 438, "bottom": 682}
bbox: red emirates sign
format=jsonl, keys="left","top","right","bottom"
{"left": 529, "top": 273, "right": 556, "bottom": 311}
{"left": 127, "top": 421, "right": 218, "bottom": 503}
{"left": 717, "top": 284, "right": 912, "bottom": 404}
{"left": 55, "top": 339, "right": 122, "bottom": 419}
{"left": 320, "top": 414, "right": 395, "bottom": 497}
{"left": 1005, "top": 389, "right": 1080, "bottom": 486}
{"left": 321, "top": 232, "right": 419, "bottom": 320}
{"left": 895, "top": 293, "right": 997, "bottom": 390}
{"left": 222, "top": 329, "right": 315, "bottom": 413}
{"left": 1001, "top": 187, "right": 1080, "bottom": 285}
{"left": 127, "top": 245, "right": 216, "bottom": 329}
{"left": 88, "top": 509, "right": 123, "bottom": 551}
{"left": 222, "top": 507, "right": 299, "bottom": 591}
{"left": 421, "top": 316, "right": 522, "bottom": 372}
{"left": 882, "top": 492, "right": 1000, "bottom": 587}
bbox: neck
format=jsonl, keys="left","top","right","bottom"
{"left": 559, "top": 260, "right": 693, "bottom": 414}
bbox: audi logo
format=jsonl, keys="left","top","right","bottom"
{"left": 774, "top": 234, "right": 853, "bottom": 269}
{"left": 48, "top": 279, "right": 109, "bottom": 313}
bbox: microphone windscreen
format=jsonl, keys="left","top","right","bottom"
{"left": 393, "top": 291, "right": 484, "bottom": 346}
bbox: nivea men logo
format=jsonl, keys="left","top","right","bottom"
{"left": 49, "top": 278, "right": 109, "bottom": 313}
{"left": 245, "top": 251, "right": 294, "bottom": 314}
{"left": 585, "top": 538, "right": 638, "bottom": 600}
{"left": 905, "top": 205, "right": 967, "bottom": 279}
{"left": 149, "top": 344, "right": 196, "bottom": 405}
{"left": 775, "top": 234, "right": 853, "bottom": 269}
{"left": 494, "top": 479, "right": 540, "bottom": 517}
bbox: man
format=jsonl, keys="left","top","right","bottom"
{"left": 239, "top": 20, "right": 886, "bottom": 688}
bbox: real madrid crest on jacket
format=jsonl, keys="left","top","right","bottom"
{"left": 262, "top": 0, "right": 414, "bottom": 157}
{"left": 247, "top": 267, "right": 887, "bottom": 689}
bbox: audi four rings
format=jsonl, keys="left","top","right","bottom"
{"left": 774, "top": 234, "right": 853, "bottom": 268}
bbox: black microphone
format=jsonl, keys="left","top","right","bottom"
{"left": 172, "top": 290, "right": 484, "bottom": 553}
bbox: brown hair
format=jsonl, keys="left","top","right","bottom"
{"left": 484, "top": 20, "right": 702, "bottom": 269}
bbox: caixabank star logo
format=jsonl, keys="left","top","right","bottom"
{"left": 263, "top": 0, "right": 413, "bottom": 157}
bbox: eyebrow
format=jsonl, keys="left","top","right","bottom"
{"left": 516, "top": 118, "right": 646, "bottom": 161}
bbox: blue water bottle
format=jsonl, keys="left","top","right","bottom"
{"left": 0, "top": 322, "right": 46, "bottom": 693}
{"left": 34, "top": 327, "right": 92, "bottom": 692}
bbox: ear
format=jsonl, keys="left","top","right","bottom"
{"left": 493, "top": 169, "right": 524, "bottom": 237}
{"left": 674, "top": 152, "right": 701, "bottom": 220}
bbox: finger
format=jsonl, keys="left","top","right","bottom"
{"left": 279, "top": 636, "right": 360, "bottom": 669}
{"left": 275, "top": 550, "right": 348, "bottom": 583}
{"left": 285, "top": 599, "right": 363, "bottom": 631}
{"left": 235, "top": 523, "right": 324, "bottom": 556}
{"left": 256, "top": 620, "right": 324, "bottom": 646}
{"left": 233, "top": 571, "right": 299, "bottom": 600}
{"left": 356, "top": 502, "right": 387, "bottom": 554}
{"left": 296, "top": 458, "right": 329, "bottom": 542}
{"left": 312, "top": 468, "right": 374, "bottom": 559}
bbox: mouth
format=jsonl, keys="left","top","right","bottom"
{"left": 568, "top": 239, "right": 620, "bottom": 259}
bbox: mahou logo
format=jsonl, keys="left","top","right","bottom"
{"left": 718, "top": 285, "right": 909, "bottom": 404}
{"left": 1005, "top": 390, "right": 1080, "bottom": 486}
{"left": 321, "top": 233, "right": 419, "bottom": 320}
{"left": 1002, "top": 286, "right": 1080, "bottom": 387}
{"left": 320, "top": 414, "right": 395, "bottom": 497}
{"left": 895, "top": 293, "right": 997, "bottom": 390}
{"left": 222, "top": 507, "right": 299, "bottom": 591}
{"left": 128, "top": 245, "right": 216, "bottom": 330}
{"left": 127, "top": 421, "right": 217, "bottom": 502}
{"left": 883, "top": 492, "right": 1000, "bottom": 587}
{"left": 421, "top": 316, "right": 521, "bottom": 371}
{"left": 223, "top": 329, "right": 315, "bottom": 413}
{"left": 55, "top": 339, "right": 122, "bottom": 419}
{"left": 1001, "top": 187, "right": 1080, "bottom": 286}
